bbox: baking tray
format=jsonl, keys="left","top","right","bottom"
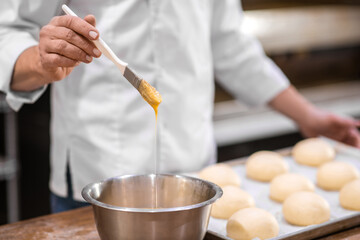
{"left": 203, "top": 139, "right": 360, "bottom": 240}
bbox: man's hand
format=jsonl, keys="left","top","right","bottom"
{"left": 299, "top": 109, "right": 360, "bottom": 148}
{"left": 38, "top": 14, "right": 101, "bottom": 80}
{"left": 11, "top": 15, "right": 101, "bottom": 91}
{"left": 269, "top": 86, "right": 360, "bottom": 148}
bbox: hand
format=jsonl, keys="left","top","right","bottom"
{"left": 269, "top": 86, "right": 360, "bottom": 148}
{"left": 38, "top": 14, "right": 101, "bottom": 82}
{"left": 299, "top": 108, "right": 360, "bottom": 148}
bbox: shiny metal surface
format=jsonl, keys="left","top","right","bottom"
{"left": 123, "top": 66, "right": 142, "bottom": 89}
{"left": 82, "top": 174, "right": 222, "bottom": 240}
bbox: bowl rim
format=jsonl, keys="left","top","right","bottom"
{"left": 81, "top": 173, "right": 223, "bottom": 213}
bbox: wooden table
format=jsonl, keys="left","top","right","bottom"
{"left": 0, "top": 207, "right": 98, "bottom": 240}
{"left": 0, "top": 206, "right": 359, "bottom": 239}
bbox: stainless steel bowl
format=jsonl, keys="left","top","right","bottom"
{"left": 82, "top": 174, "right": 222, "bottom": 240}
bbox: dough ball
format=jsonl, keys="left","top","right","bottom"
{"left": 283, "top": 191, "right": 330, "bottom": 226}
{"left": 339, "top": 179, "right": 360, "bottom": 211}
{"left": 270, "top": 173, "right": 315, "bottom": 202}
{"left": 246, "top": 151, "right": 288, "bottom": 182}
{"left": 198, "top": 163, "right": 241, "bottom": 187}
{"left": 317, "top": 161, "right": 359, "bottom": 191}
{"left": 292, "top": 138, "right": 335, "bottom": 167}
{"left": 211, "top": 186, "right": 255, "bottom": 219}
{"left": 226, "top": 207, "right": 279, "bottom": 240}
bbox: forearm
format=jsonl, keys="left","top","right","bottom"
{"left": 268, "top": 85, "right": 316, "bottom": 126}
{"left": 11, "top": 46, "right": 48, "bottom": 92}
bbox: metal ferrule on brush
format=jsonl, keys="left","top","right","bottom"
{"left": 124, "top": 67, "right": 142, "bottom": 90}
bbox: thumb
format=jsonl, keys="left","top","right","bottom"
{"left": 84, "top": 14, "right": 96, "bottom": 27}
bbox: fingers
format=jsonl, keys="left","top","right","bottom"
{"left": 51, "top": 15, "right": 99, "bottom": 41}
{"left": 45, "top": 39, "right": 93, "bottom": 63}
{"left": 40, "top": 52, "right": 80, "bottom": 69}
{"left": 49, "top": 26, "right": 101, "bottom": 58}
{"left": 328, "top": 113, "right": 359, "bottom": 129}
{"left": 350, "top": 125, "right": 360, "bottom": 148}
{"left": 329, "top": 114, "right": 360, "bottom": 148}
{"left": 355, "top": 119, "right": 360, "bottom": 128}
{"left": 39, "top": 15, "right": 102, "bottom": 70}
{"left": 339, "top": 116, "right": 360, "bottom": 129}
{"left": 83, "top": 15, "right": 101, "bottom": 57}
{"left": 344, "top": 128, "right": 360, "bottom": 148}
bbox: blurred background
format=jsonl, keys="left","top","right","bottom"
{"left": 0, "top": 0, "right": 359, "bottom": 225}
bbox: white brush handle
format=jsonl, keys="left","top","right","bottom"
{"left": 62, "top": 4, "right": 128, "bottom": 74}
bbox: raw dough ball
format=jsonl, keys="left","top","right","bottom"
{"left": 226, "top": 207, "right": 279, "bottom": 240}
{"left": 292, "top": 138, "right": 335, "bottom": 167}
{"left": 211, "top": 186, "right": 255, "bottom": 219}
{"left": 283, "top": 191, "right": 330, "bottom": 226}
{"left": 246, "top": 151, "right": 288, "bottom": 182}
{"left": 270, "top": 173, "right": 315, "bottom": 202}
{"left": 339, "top": 179, "right": 360, "bottom": 211}
{"left": 317, "top": 161, "right": 359, "bottom": 191}
{"left": 198, "top": 163, "right": 241, "bottom": 187}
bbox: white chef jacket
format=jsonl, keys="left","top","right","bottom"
{"left": 0, "top": 0, "right": 289, "bottom": 200}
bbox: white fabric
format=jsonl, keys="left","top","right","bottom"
{"left": 0, "top": 0, "right": 289, "bottom": 201}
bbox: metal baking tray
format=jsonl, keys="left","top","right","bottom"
{"left": 203, "top": 139, "right": 360, "bottom": 240}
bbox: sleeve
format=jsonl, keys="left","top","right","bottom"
{"left": 0, "top": 0, "right": 64, "bottom": 111}
{"left": 211, "top": 0, "right": 290, "bottom": 107}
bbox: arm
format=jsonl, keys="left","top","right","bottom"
{"left": 11, "top": 15, "right": 101, "bottom": 92}
{"left": 269, "top": 86, "right": 360, "bottom": 148}
{"left": 211, "top": 0, "right": 289, "bottom": 107}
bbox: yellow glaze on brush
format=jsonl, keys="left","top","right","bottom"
{"left": 139, "top": 80, "right": 162, "bottom": 117}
